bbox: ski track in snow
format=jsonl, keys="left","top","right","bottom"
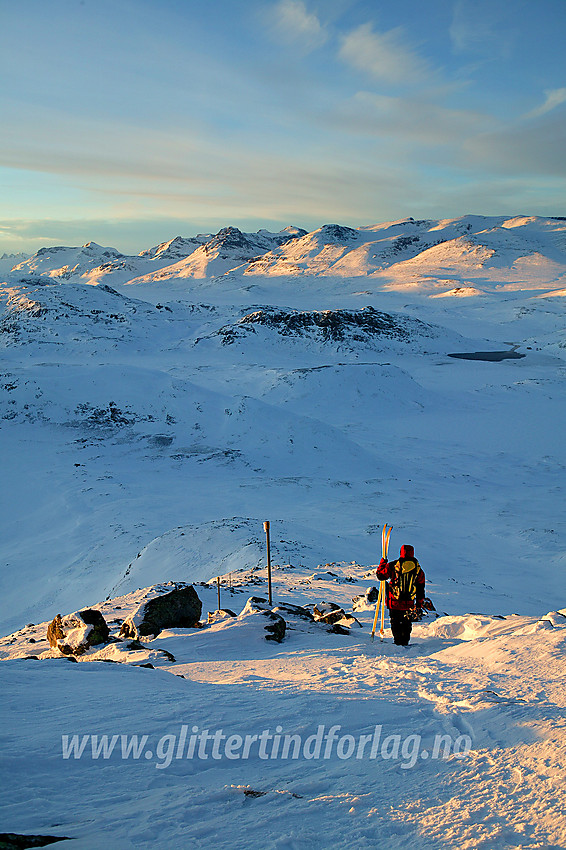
{"left": 1, "top": 215, "right": 565, "bottom": 848}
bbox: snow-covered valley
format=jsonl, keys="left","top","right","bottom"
{"left": 1, "top": 215, "right": 565, "bottom": 849}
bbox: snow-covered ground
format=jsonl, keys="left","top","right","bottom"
{"left": 1, "top": 564, "right": 565, "bottom": 849}
{"left": 1, "top": 215, "right": 565, "bottom": 848}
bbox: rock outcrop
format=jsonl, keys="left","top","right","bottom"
{"left": 119, "top": 583, "right": 202, "bottom": 639}
{"left": 313, "top": 602, "right": 345, "bottom": 625}
{"left": 47, "top": 609, "right": 109, "bottom": 656}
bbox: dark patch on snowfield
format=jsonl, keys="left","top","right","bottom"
{"left": 390, "top": 235, "right": 421, "bottom": 252}
{"left": 214, "top": 306, "right": 437, "bottom": 346}
{"left": 0, "top": 835, "right": 71, "bottom": 848}
{"left": 170, "top": 446, "right": 245, "bottom": 465}
{"left": 72, "top": 402, "right": 139, "bottom": 427}
{"left": 147, "top": 434, "right": 174, "bottom": 447}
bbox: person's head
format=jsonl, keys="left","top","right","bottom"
{"left": 400, "top": 544, "right": 414, "bottom": 560}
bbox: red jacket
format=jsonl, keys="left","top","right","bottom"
{"left": 376, "top": 557, "right": 425, "bottom": 611}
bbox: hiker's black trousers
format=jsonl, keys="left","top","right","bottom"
{"left": 389, "top": 610, "right": 412, "bottom": 646}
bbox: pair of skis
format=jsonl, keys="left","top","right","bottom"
{"left": 371, "top": 524, "right": 392, "bottom": 642}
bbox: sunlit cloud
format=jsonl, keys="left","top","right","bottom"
{"left": 269, "top": 0, "right": 327, "bottom": 50}
{"left": 339, "top": 22, "right": 433, "bottom": 86}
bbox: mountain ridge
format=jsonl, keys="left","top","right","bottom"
{"left": 4, "top": 215, "right": 565, "bottom": 295}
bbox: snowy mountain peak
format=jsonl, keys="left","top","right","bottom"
{"left": 0, "top": 252, "right": 30, "bottom": 277}
{"left": 139, "top": 235, "right": 205, "bottom": 260}
{"left": 205, "top": 226, "right": 252, "bottom": 253}
{"left": 317, "top": 224, "right": 360, "bottom": 243}
{"left": 1, "top": 251, "right": 28, "bottom": 262}
{"left": 125, "top": 225, "right": 309, "bottom": 283}
{"left": 264, "top": 225, "right": 307, "bottom": 238}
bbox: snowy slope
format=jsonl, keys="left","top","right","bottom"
{"left": 237, "top": 216, "right": 566, "bottom": 290}
{"left": 9, "top": 239, "right": 205, "bottom": 288}
{"left": 1, "top": 559, "right": 565, "bottom": 849}
{"left": 0, "top": 252, "right": 29, "bottom": 276}
{"left": 1, "top": 213, "right": 565, "bottom": 849}
{"left": 11, "top": 241, "right": 126, "bottom": 280}
{"left": 1, "top": 266, "right": 564, "bottom": 633}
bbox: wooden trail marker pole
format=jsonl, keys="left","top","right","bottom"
{"left": 263, "top": 521, "right": 272, "bottom": 606}
{"left": 217, "top": 576, "right": 221, "bottom": 611}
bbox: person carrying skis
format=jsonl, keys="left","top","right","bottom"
{"left": 376, "top": 544, "right": 425, "bottom": 646}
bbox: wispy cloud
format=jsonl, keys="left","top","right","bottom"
{"left": 269, "top": 0, "right": 327, "bottom": 50}
{"left": 338, "top": 22, "right": 433, "bottom": 86}
{"left": 525, "top": 88, "right": 566, "bottom": 120}
{"left": 335, "top": 91, "right": 492, "bottom": 149}
{"left": 449, "top": 0, "right": 514, "bottom": 57}
{"left": 463, "top": 108, "right": 566, "bottom": 178}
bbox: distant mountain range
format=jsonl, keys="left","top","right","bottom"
{"left": 4, "top": 216, "right": 565, "bottom": 294}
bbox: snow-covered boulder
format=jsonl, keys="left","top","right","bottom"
{"left": 313, "top": 602, "right": 345, "bottom": 624}
{"left": 118, "top": 583, "right": 202, "bottom": 639}
{"left": 239, "top": 597, "right": 286, "bottom": 643}
{"left": 352, "top": 586, "right": 379, "bottom": 612}
{"left": 47, "top": 609, "right": 109, "bottom": 656}
{"left": 272, "top": 602, "right": 314, "bottom": 622}
{"left": 310, "top": 601, "right": 361, "bottom": 630}
{"left": 207, "top": 608, "right": 237, "bottom": 624}
{"left": 240, "top": 596, "right": 273, "bottom": 615}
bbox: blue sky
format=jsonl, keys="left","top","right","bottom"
{"left": 1, "top": 0, "right": 565, "bottom": 254}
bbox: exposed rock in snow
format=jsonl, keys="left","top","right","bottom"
{"left": 209, "top": 306, "right": 441, "bottom": 351}
{"left": 239, "top": 596, "right": 287, "bottom": 642}
{"left": 118, "top": 583, "right": 202, "bottom": 639}
{"left": 272, "top": 602, "right": 314, "bottom": 622}
{"left": 313, "top": 601, "right": 344, "bottom": 624}
{"left": 46, "top": 609, "right": 109, "bottom": 655}
{"left": 352, "top": 586, "right": 380, "bottom": 611}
